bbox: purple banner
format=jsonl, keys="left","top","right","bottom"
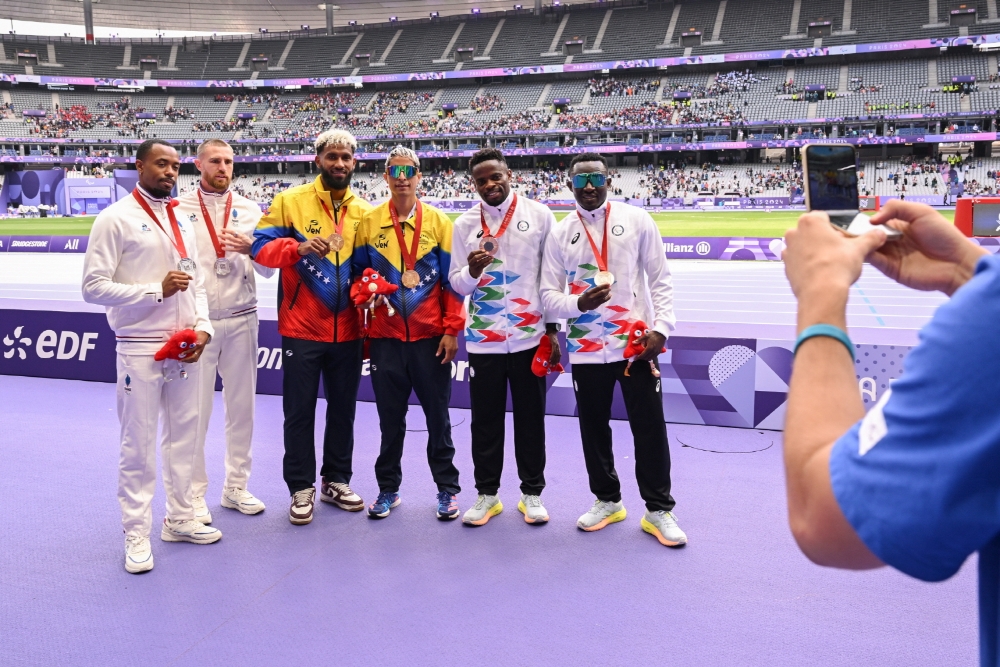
{"left": 877, "top": 195, "right": 946, "bottom": 206}
{"left": 0, "top": 309, "right": 909, "bottom": 429}
{"left": 1, "top": 235, "right": 89, "bottom": 253}
{"left": 661, "top": 237, "right": 785, "bottom": 261}
{"left": 0, "top": 131, "right": 992, "bottom": 166}
{"left": 21, "top": 109, "right": 46, "bottom": 117}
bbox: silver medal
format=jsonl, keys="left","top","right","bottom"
{"left": 594, "top": 270, "right": 615, "bottom": 286}
{"left": 215, "top": 257, "right": 232, "bottom": 276}
{"left": 178, "top": 257, "right": 197, "bottom": 275}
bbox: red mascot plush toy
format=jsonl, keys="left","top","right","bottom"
{"left": 531, "top": 335, "right": 565, "bottom": 377}
{"left": 623, "top": 320, "right": 663, "bottom": 377}
{"left": 350, "top": 268, "right": 398, "bottom": 316}
{"left": 154, "top": 329, "right": 199, "bottom": 362}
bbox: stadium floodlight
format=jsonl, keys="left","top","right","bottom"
{"left": 259, "top": 28, "right": 268, "bottom": 33}
{"left": 514, "top": 3, "right": 522, "bottom": 8}
{"left": 348, "top": 20, "right": 357, "bottom": 26}
{"left": 301, "top": 24, "right": 309, "bottom": 30}
{"left": 389, "top": 16, "right": 397, "bottom": 22}
{"left": 430, "top": 11, "right": 439, "bottom": 18}
{"left": 471, "top": 8, "right": 480, "bottom": 14}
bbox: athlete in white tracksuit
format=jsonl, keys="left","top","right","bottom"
{"left": 175, "top": 143, "right": 272, "bottom": 521}
{"left": 82, "top": 139, "right": 222, "bottom": 574}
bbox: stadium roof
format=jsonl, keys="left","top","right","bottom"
{"left": 5, "top": 0, "right": 602, "bottom": 36}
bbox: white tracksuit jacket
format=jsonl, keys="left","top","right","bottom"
{"left": 82, "top": 186, "right": 214, "bottom": 352}
{"left": 450, "top": 191, "right": 559, "bottom": 354}
{"left": 540, "top": 200, "right": 676, "bottom": 366}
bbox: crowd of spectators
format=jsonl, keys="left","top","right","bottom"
{"left": 437, "top": 110, "right": 552, "bottom": 135}
{"left": 468, "top": 93, "right": 505, "bottom": 113}
{"left": 587, "top": 78, "right": 659, "bottom": 97}
{"left": 629, "top": 162, "right": 801, "bottom": 199}
{"left": 20, "top": 97, "right": 157, "bottom": 139}
{"left": 164, "top": 106, "right": 194, "bottom": 121}
{"left": 558, "top": 97, "right": 747, "bottom": 131}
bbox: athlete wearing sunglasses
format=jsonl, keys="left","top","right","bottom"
{"left": 540, "top": 152, "right": 686, "bottom": 547}
{"left": 572, "top": 172, "right": 607, "bottom": 189}
{"left": 353, "top": 145, "right": 465, "bottom": 521}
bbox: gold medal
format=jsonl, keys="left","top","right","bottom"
{"left": 401, "top": 269, "right": 421, "bottom": 288}
{"left": 328, "top": 233, "right": 344, "bottom": 252}
{"left": 594, "top": 270, "right": 615, "bottom": 286}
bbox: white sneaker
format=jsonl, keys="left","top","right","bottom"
{"left": 160, "top": 518, "right": 222, "bottom": 544}
{"left": 221, "top": 487, "right": 266, "bottom": 515}
{"left": 462, "top": 494, "right": 503, "bottom": 526}
{"left": 576, "top": 499, "right": 627, "bottom": 532}
{"left": 641, "top": 510, "right": 688, "bottom": 547}
{"left": 192, "top": 496, "right": 212, "bottom": 524}
{"left": 518, "top": 494, "right": 549, "bottom": 524}
{"left": 125, "top": 535, "right": 154, "bottom": 574}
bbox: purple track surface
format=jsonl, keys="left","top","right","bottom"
{"left": 0, "top": 375, "right": 977, "bottom": 666}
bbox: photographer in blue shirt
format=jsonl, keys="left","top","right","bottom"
{"left": 782, "top": 200, "right": 998, "bottom": 665}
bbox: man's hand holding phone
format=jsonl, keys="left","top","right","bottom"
{"left": 867, "top": 200, "right": 987, "bottom": 295}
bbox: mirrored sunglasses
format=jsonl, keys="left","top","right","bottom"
{"left": 572, "top": 172, "right": 607, "bottom": 189}
{"left": 387, "top": 165, "right": 418, "bottom": 179}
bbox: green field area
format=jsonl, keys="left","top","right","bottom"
{"left": 0, "top": 216, "right": 98, "bottom": 236}
{"left": 0, "top": 209, "right": 955, "bottom": 239}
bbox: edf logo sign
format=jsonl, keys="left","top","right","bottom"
{"left": 0, "top": 310, "right": 117, "bottom": 383}
{"left": 2, "top": 324, "right": 99, "bottom": 361}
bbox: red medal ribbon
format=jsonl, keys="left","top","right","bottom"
{"left": 479, "top": 192, "right": 518, "bottom": 241}
{"left": 318, "top": 197, "right": 347, "bottom": 237}
{"left": 197, "top": 190, "right": 233, "bottom": 260}
{"left": 388, "top": 200, "right": 424, "bottom": 273}
{"left": 579, "top": 202, "right": 611, "bottom": 272}
{"left": 133, "top": 188, "right": 188, "bottom": 260}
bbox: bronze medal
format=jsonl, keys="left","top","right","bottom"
{"left": 328, "top": 233, "right": 345, "bottom": 252}
{"left": 479, "top": 235, "right": 500, "bottom": 256}
{"left": 401, "top": 269, "right": 421, "bottom": 288}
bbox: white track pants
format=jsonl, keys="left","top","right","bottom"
{"left": 192, "top": 312, "right": 258, "bottom": 498}
{"left": 116, "top": 353, "right": 200, "bottom": 538}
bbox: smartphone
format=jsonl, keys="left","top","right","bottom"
{"left": 802, "top": 144, "right": 900, "bottom": 239}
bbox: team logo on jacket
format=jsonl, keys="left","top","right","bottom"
{"left": 305, "top": 220, "right": 322, "bottom": 235}
{"left": 140, "top": 223, "right": 151, "bottom": 232}
{"left": 476, "top": 229, "right": 484, "bottom": 238}
{"left": 612, "top": 225, "right": 624, "bottom": 236}
{"left": 517, "top": 220, "right": 529, "bottom": 232}
{"left": 375, "top": 233, "right": 390, "bottom": 249}
{"left": 188, "top": 214, "right": 198, "bottom": 223}
{"left": 124, "top": 374, "right": 132, "bottom": 395}
{"left": 571, "top": 232, "right": 580, "bottom": 244}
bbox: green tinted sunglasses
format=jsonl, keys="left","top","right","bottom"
{"left": 387, "top": 164, "right": 418, "bottom": 179}
{"left": 572, "top": 172, "right": 607, "bottom": 189}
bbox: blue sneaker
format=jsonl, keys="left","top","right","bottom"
{"left": 368, "top": 491, "right": 400, "bottom": 519}
{"left": 436, "top": 491, "right": 459, "bottom": 520}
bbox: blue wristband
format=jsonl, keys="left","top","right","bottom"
{"left": 794, "top": 324, "right": 854, "bottom": 357}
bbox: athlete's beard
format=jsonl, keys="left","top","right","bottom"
{"left": 321, "top": 168, "right": 352, "bottom": 191}
{"left": 145, "top": 185, "right": 173, "bottom": 199}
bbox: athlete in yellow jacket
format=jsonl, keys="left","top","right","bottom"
{"left": 352, "top": 145, "right": 464, "bottom": 521}
{"left": 251, "top": 129, "right": 374, "bottom": 525}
